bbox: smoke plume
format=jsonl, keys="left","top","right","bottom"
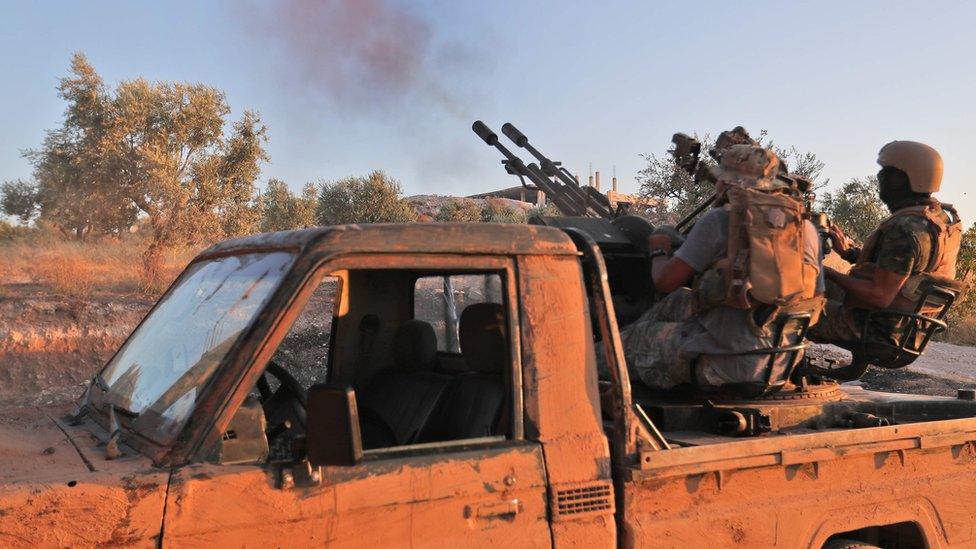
{"left": 237, "top": 0, "right": 490, "bottom": 191}
{"left": 247, "top": 0, "right": 475, "bottom": 118}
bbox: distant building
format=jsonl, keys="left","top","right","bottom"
{"left": 468, "top": 185, "right": 545, "bottom": 206}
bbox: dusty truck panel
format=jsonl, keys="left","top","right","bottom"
{"left": 618, "top": 415, "right": 976, "bottom": 547}
{"left": 517, "top": 254, "right": 617, "bottom": 547}
{"left": 0, "top": 415, "right": 168, "bottom": 546}
{"left": 164, "top": 443, "right": 551, "bottom": 547}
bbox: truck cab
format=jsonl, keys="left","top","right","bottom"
{"left": 4, "top": 223, "right": 976, "bottom": 547}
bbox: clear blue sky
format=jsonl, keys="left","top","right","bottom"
{"left": 2, "top": 1, "right": 975, "bottom": 222}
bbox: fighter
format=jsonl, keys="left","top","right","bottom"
{"left": 624, "top": 143, "right": 824, "bottom": 394}
{"left": 807, "top": 141, "right": 963, "bottom": 354}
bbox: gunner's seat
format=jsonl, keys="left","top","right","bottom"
{"left": 820, "top": 279, "right": 963, "bottom": 381}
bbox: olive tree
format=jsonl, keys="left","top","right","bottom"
{"left": 27, "top": 53, "right": 268, "bottom": 284}
{"left": 817, "top": 176, "right": 887, "bottom": 244}
{"left": 261, "top": 179, "right": 318, "bottom": 232}
{"left": 0, "top": 180, "right": 39, "bottom": 224}
{"left": 316, "top": 171, "right": 417, "bottom": 225}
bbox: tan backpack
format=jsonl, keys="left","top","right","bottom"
{"left": 697, "top": 187, "right": 823, "bottom": 328}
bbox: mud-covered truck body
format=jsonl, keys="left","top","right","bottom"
{"left": 3, "top": 223, "right": 976, "bottom": 547}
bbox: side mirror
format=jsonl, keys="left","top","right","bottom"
{"left": 306, "top": 384, "right": 363, "bottom": 467}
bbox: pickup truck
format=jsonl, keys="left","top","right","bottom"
{"left": 3, "top": 222, "right": 975, "bottom": 548}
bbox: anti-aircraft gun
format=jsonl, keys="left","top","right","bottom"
{"left": 471, "top": 121, "right": 782, "bottom": 326}
{"left": 473, "top": 120, "right": 662, "bottom": 324}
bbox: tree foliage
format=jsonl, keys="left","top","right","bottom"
{"left": 260, "top": 179, "right": 317, "bottom": 232}
{"left": 950, "top": 224, "right": 976, "bottom": 318}
{"left": 26, "top": 53, "right": 268, "bottom": 283}
{"left": 817, "top": 176, "right": 887, "bottom": 244}
{"left": 0, "top": 180, "right": 39, "bottom": 224}
{"left": 316, "top": 171, "right": 417, "bottom": 225}
{"left": 479, "top": 198, "right": 527, "bottom": 224}
{"left": 434, "top": 198, "right": 482, "bottom": 223}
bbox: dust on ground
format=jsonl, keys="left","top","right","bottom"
{"left": 0, "top": 284, "right": 153, "bottom": 413}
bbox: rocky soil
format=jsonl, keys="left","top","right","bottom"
{"left": 0, "top": 285, "right": 153, "bottom": 412}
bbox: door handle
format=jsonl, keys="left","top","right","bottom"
{"left": 466, "top": 499, "right": 521, "bottom": 519}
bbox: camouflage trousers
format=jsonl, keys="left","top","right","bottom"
{"left": 614, "top": 288, "right": 697, "bottom": 390}
{"left": 806, "top": 280, "right": 861, "bottom": 346}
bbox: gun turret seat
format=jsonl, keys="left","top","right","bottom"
{"left": 810, "top": 281, "right": 963, "bottom": 381}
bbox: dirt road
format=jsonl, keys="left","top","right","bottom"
{"left": 812, "top": 342, "right": 976, "bottom": 396}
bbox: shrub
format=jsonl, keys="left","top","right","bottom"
{"left": 316, "top": 171, "right": 417, "bottom": 225}
{"left": 480, "top": 198, "right": 526, "bottom": 224}
{"left": 435, "top": 199, "right": 482, "bottom": 222}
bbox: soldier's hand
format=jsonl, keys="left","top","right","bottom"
{"left": 651, "top": 225, "right": 685, "bottom": 250}
{"left": 828, "top": 224, "right": 852, "bottom": 254}
{"left": 647, "top": 234, "right": 672, "bottom": 254}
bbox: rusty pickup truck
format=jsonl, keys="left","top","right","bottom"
{"left": 3, "top": 223, "right": 976, "bottom": 547}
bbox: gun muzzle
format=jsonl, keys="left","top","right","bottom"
{"left": 501, "top": 123, "right": 528, "bottom": 147}
{"left": 472, "top": 120, "right": 498, "bottom": 145}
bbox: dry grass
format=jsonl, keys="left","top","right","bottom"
{"left": 942, "top": 316, "right": 976, "bottom": 347}
{"left": 0, "top": 232, "right": 197, "bottom": 298}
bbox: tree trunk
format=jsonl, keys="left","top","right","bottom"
{"left": 442, "top": 276, "right": 460, "bottom": 353}
{"left": 142, "top": 240, "right": 166, "bottom": 293}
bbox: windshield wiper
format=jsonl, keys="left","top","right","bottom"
{"left": 92, "top": 373, "right": 109, "bottom": 392}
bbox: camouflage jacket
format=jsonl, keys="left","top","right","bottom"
{"left": 856, "top": 207, "right": 954, "bottom": 277}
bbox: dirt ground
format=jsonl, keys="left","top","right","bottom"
{"left": 809, "top": 343, "right": 976, "bottom": 397}
{"left": 1, "top": 286, "right": 974, "bottom": 413}
{"left": 0, "top": 285, "right": 154, "bottom": 412}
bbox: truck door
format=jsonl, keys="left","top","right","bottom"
{"left": 163, "top": 258, "right": 552, "bottom": 547}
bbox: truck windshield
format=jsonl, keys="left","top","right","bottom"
{"left": 97, "top": 251, "right": 294, "bottom": 445}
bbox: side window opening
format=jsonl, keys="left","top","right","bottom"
{"left": 413, "top": 274, "right": 504, "bottom": 354}
{"left": 239, "top": 276, "right": 339, "bottom": 464}
{"left": 222, "top": 268, "right": 516, "bottom": 466}
{"left": 357, "top": 272, "right": 511, "bottom": 452}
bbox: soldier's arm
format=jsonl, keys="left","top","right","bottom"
{"left": 825, "top": 266, "right": 909, "bottom": 309}
{"left": 652, "top": 255, "right": 696, "bottom": 294}
{"left": 829, "top": 221, "right": 921, "bottom": 308}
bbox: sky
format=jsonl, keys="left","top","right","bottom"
{"left": 2, "top": 1, "right": 975, "bottom": 223}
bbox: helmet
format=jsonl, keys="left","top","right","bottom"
{"left": 709, "top": 144, "right": 787, "bottom": 191}
{"left": 877, "top": 140, "right": 943, "bottom": 193}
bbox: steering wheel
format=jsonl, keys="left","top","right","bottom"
{"left": 256, "top": 361, "right": 307, "bottom": 429}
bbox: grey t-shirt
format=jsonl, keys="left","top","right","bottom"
{"left": 672, "top": 206, "right": 823, "bottom": 386}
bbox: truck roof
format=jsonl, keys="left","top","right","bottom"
{"left": 197, "top": 222, "right": 580, "bottom": 259}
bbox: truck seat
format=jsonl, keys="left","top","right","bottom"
{"left": 419, "top": 303, "right": 507, "bottom": 442}
{"left": 358, "top": 320, "right": 451, "bottom": 448}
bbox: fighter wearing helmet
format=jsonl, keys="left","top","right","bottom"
{"left": 808, "top": 141, "right": 963, "bottom": 348}
{"left": 616, "top": 144, "right": 824, "bottom": 393}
